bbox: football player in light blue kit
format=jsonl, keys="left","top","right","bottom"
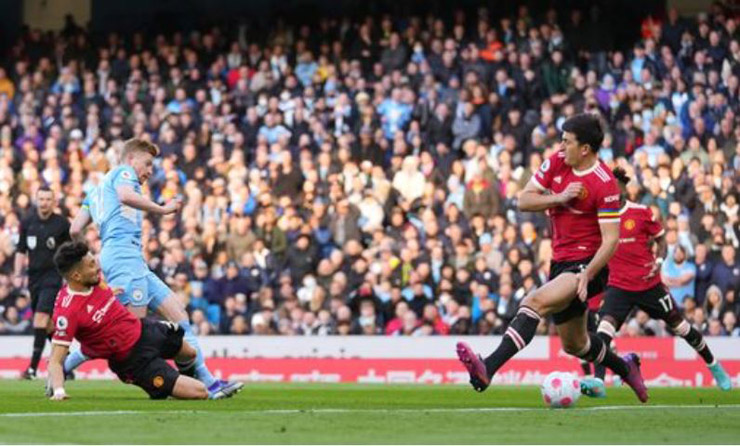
{"left": 67, "top": 138, "right": 242, "bottom": 398}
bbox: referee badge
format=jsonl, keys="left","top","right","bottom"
{"left": 46, "top": 237, "right": 56, "bottom": 250}
{"left": 27, "top": 236, "right": 37, "bottom": 250}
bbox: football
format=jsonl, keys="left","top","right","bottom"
{"left": 540, "top": 371, "right": 581, "bottom": 408}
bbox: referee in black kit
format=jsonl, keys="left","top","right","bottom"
{"left": 13, "top": 186, "right": 71, "bottom": 379}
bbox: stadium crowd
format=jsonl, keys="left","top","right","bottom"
{"left": 0, "top": 3, "right": 739, "bottom": 338}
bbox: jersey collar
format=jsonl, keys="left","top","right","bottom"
{"left": 571, "top": 159, "right": 599, "bottom": 177}
{"left": 67, "top": 286, "right": 94, "bottom": 297}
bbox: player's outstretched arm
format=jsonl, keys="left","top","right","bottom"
{"left": 70, "top": 207, "right": 91, "bottom": 239}
{"left": 47, "top": 343, "right": 70, "bottom": 400}
{"left": 577, "top": 221, "right": 619, "bottom": 300}
{"left": 518, "top": 179, "right": 582, "bottom": 212}
{"left": 116, "top": 185, "right": 181, "bottom": 215}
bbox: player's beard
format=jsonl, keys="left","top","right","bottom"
{"left": 85, "top": 275, "right": 102, "bottom": 287}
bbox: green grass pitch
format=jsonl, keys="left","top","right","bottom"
{"left": 0, "top": 381, "right": 738, "bottom": 444}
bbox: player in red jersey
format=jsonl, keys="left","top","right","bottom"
{"left": 456, "top": 114, "right": 648, "bottom": 402}
{"left": 580, "top": 168, "right": 732, "bottom": 397}
{"left": 46, "top": 241, "right": 236, "bottom": 400}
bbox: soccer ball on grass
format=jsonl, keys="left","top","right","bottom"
{"left": 540, "top": 371, "right": 581, "bottom": 408}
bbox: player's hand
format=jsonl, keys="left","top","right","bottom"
{"left": 161, "top": 197, "right": 183, "bottom": 215}
{"left": 576, "top": 272, "right": 589, "bottom": 302}
{"left": 110, "top": 286, "right": 124, "bottom": 296}
{"left": 642, "top": 261, "right": 661, "bottom": 280}
{"left": 558, "top": 182, "right": 584, "bottom": 204}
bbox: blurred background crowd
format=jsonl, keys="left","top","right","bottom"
{"left": 1, "top": 1, "right": 739, "bottom": 337}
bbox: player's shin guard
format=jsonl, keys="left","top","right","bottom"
{"left": 594, "top": 320, "right": 616, "bottom": 381}
{"left": 576, "top": 333, "right": 629, "bottom": 378}
{"left": 63, "top": 350, "right": 89, "bottom": 373}
{"left": 483, "top": 306, "right": 540, "bottom": 377}
{"left": 29, "top": 328, "right": 47, "bottom": 372}
{"left": 178, "top": 319, "right": 217, "bottom": 387}
{"left": 675, "top": 320, "right": 715, "bottom": 364}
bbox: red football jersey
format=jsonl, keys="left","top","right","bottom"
{"left": 51, "top": 284, "right": 142, "bottom": 361}
{"left": 607, "top": 201, "right": 665, "bottom": 291}
{"left": 531, "top": 151, "right": 621, "bottom": 262}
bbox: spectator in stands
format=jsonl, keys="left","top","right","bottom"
{"left": 662, "top": 245, "right": 696, "bottom": 308}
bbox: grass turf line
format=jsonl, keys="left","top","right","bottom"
{"left": 0, "top": 381, "right": 738, "bottom": 444}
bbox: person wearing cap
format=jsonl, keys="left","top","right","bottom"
{"left": 68, "top": 138, "right": 242, "bottom": 397}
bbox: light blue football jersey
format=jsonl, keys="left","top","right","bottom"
{"left": 83, "top": 165, "right": 143, "bottom": 249}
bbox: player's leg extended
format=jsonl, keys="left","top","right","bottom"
{"left": 671, "top": 319, "right": 732, "bottom": 390}
{"left": 588, "top": 287, "right": 632, "bottom": 384}
{"left": 579, "top": 311, "right": 599, "bottom": 378}
{"left": 581, "top": 314, "right": 621, "bottom": 397}
{"left": 456, "top": 273, "right": 578, "bottom": 392}
{"left": 558, "top": 312, "right": 647, "bottom": 402}
{"left": 653, "top": 294, "right": 733, "bottom": 391}
{"left": 23, "top": 288, "right": 46, "bottom": 379}
{"left": 25, "top": 305, "right": 51, "bottom": 378}
{"left": 174, "top": 340, "right": 241, "bottom": 399}
{"left": 171, "top": 341, "right": 207, "bottom": 399}
{"left": 151, "top": 275, "right": 217, "bottom": 388}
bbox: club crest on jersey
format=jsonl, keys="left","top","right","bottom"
{"left": 152, "top": 376, "right": 164, "bottom": 388}
{"left": 132, "top": 289, "right": 144, "bottom": 303}
{"left": 46, "top": 237, "right": 56, "bottom": 250}
{"left": 624, "top": 219, "right": 636, "bottom": 231}
{"left": 554, "top": 176, "right": 562, "bottom": 184}
{"left": 579, "top": 188, "right": 589, "bottom": 200}
{"left": 121, "top": 170, "right": 132, "bottom": 180}
{"left": 27, "top": 236, "right": 37, "bottom": 250}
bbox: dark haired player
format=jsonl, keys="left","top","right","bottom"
{"left": 580, "top": 168, "right": 731, "bottom": 397}
{"left": 456, "top": 113, "right": 649, "bottom": 402}
{"left": 14, "top": 186, "right": 71, "bottom": 379}
{"left": 46, "top": 241, "right": 239, "bottom": 400}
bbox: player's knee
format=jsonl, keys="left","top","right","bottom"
{"left": 521, "top": 290, "right": 544, "bottom": 313}
{"left": 193, "top": 382, "right": 208, "bottom": 400}
{"left": 159, "top": 296, "right": 188, "bottom": 323}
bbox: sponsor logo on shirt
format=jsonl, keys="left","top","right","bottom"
{"left": 92, "top": 296, "right": 116, "bottom": 324}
